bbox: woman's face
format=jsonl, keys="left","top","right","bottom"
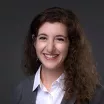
{"left": 34, "top": 22, "right": 69, "bottom": 70}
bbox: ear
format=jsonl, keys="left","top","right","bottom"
{"left": 33, "top": 41, "right": 36, "bottom": 48}
{"left": 32, "top": 34, "right": 36, "bottom": 48}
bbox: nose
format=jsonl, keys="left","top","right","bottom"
{"left": 46, "top": 40, "right": 55, "bottom": 53}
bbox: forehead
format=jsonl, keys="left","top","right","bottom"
{"left": 38, "top": 22, "right": 67, "bottom": 36}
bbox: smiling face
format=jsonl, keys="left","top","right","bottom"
{"left": 34, "top": 22, "right": 69, "bottom": 71}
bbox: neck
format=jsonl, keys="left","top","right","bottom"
{"left": 40, "top": 65, "right": 64, "bottom": 90}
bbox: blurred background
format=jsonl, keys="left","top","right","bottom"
{"left": 0, "top": 0, "right": 104, "bottom": 103}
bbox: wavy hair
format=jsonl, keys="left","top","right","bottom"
{"left": 22, "top": 7, "right": 100, "bottom": 102}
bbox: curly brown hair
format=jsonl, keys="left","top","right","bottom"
{"left": 22, "top": 7, "right": 100, "bottom": 102}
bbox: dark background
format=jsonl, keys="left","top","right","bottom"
{"left": 0, "top": 0, "right": 104, "bottom": 104}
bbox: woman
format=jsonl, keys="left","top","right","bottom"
{"left": 12, "top": 7, "right": 104, "bottom": 104}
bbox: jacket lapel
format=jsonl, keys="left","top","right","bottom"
{"left": 61, "top": 93, "right": 76, "bottom": 104}
{"left": 25, "top": 75, "right": 38, "bottom": 104}
{"left": 31, "top": 88, "right": 38, "bottom": 104}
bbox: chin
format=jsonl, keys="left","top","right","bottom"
{"left": 43, "top": 65, "right": 57, "bottom": 70}
{"left": 42, "top": 62, "right": 63, "bottom": 71}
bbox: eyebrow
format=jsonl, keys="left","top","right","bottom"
{"left": 55, "top": 35, "right": 67, "bottom": 38}
{"left": 37, "top": 33, "right": 47, "bottom": 37}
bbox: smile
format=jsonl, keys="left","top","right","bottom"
{"left": 43, "top": 54, "right": 59, "bottom": 59}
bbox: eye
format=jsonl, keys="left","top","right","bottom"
{"left": 56, "top": 37, "right": 65, "bottom": 41}
{"left": 38, "top": 36, "right": 47, "bottom": 40}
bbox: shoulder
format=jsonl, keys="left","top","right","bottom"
{"left": 89, "top": 84, "right": 104, "bottom": 104}
{"left": 11, "top": 75, "right": 35, "bottom": 104}
{"left": 20, "top": 75, "right": 35, "bottom": 87}
{"left": 16, "top": 75, "right": 35, "bottom": 91}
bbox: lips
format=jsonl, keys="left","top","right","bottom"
{"left": 43, "top": 53, "right": 59, "bottom": 59}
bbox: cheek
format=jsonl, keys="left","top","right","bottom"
{"left": 57, "top": 44, "right": 69, "bottom": 56}
{"left": 34, "top": 41, "right": 45, "bottom": 52}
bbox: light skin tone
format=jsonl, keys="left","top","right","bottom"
{"left": 34, "top": 22, "right": 69, "bottom": 90}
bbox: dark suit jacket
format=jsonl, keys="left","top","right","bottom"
{"left": 11, "top": 75, "right": 104, "bottom": 104}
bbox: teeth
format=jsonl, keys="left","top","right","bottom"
{"left": 44, "top": 54, "right": 58, "bottom": 58}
